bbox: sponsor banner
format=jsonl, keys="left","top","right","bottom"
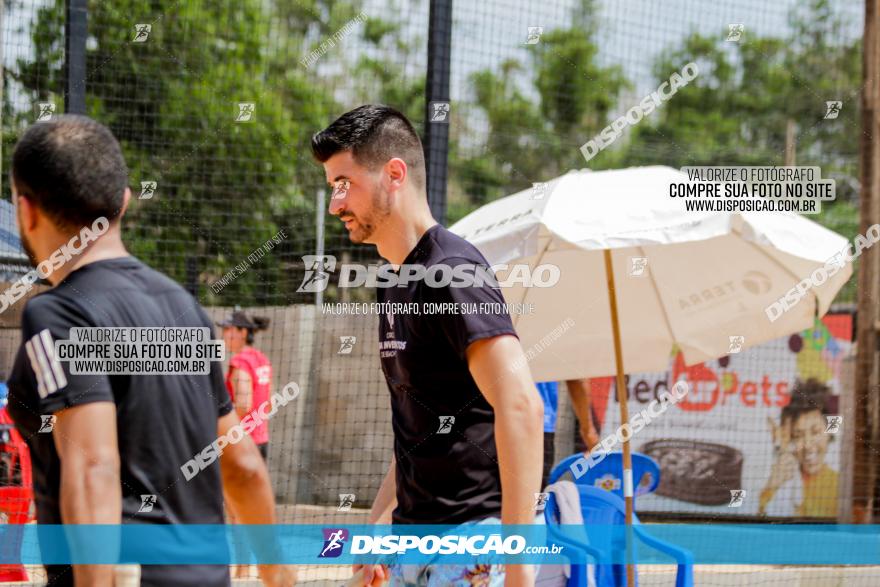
{"left": 590, "top": 314, "right": 851, "bottom": 518}
{"left": 4, "top": 524, "right": 880, "bottom": 564}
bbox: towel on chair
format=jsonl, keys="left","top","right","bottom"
{"left": 535, "top": 480, "right": 596, "bottom": 587}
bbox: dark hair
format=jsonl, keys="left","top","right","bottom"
{"left": 782, "top": 378, "right": 832, "bottom": 424}
{"left": 311, "top": 104, "right": 426, "bottom": 191}
{"left": 246, "top": 316, "right": 270, "bottom": 344}
{"left": 11, "top": 114, "right": 128, "bottom": 230}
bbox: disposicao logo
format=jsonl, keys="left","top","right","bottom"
{"left": 319, "top": 528, "right": 349, "bottom": 558}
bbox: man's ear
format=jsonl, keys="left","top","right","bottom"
{"left": 385, "top": 158, "right": 408, "bottom": 192}
{"left": 16, "top": 193, "right": 39, "bottom": 233}
{"left": 117, "top": 187, "right": 132, "bottom": 219}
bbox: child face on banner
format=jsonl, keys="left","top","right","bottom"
{"left": 790, "top": 409, "right": 829, "bottom": 477}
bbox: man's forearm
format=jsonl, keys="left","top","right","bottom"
{"left": 495, "top": 393, "right": 543, "bottom": 524}
{"left": 464, "top": 336, "right": 543, "bottom": 525}
{"left": 370, "top": 457, "right": 397, "bottom": 524}
{"left": 566, "top": 379, "right": 596, "bottom": 431}
{"left": 61, "top": 461, "right": 121, "bottom": 586}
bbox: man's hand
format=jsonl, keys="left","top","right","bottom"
{"left": 369, "top": 457, "right": 397, "bottom": 525}
{"left": 580, "top": 424, "right": 600, "bottom": 452}
{"left": 350, "top": 457, "right": 395, "bottom": 586}
{"left": 350, "top": 564, "right": 389, "bottom": 586}
{"left": 504, "top": 564, "right": 535, "bottom": 587}
{"left": 257, "top": 563, "right": 298, "bottom": 586}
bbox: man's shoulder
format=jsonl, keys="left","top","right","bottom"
{"left": 21, "top": 289, "right": 88, "bottom": 332}
{"left": 29, "top": 257, "right": 209, "bottom": 328}
{"left": 424, "top": 225, "right": 489, "bottom": 267}
{"left": 108, "top": 256, "right": 188, "bottom": 295}
{"left": 71, "top": 256, "right": 185, "bottom": 294}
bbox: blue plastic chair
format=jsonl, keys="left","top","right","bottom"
{"left": 543, "top": 485, "right": 694, "bottom": 587}
{"left": 549, "top": 453, "right": 661, "bottom": 510}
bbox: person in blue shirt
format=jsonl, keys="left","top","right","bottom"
{"left": 538, "top": 379, "right": 601, "bottom": 487}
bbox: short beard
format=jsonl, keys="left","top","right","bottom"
{"left": 350, "top": 185, "right": 391, "bottom": 244}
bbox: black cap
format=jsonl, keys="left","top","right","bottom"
{"left": 216, "top": 310, "right": 258, "bottom": 330}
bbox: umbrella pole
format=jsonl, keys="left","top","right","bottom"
{"left": 603, "top": 249, "right": 635, "bottom": 586}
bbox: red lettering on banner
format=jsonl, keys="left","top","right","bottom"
{"left": 672, "top": 352, "right": 719, "bottom": 412}
{"left": 761, "top": 375, "right": 773, "bottom": 406}
{"left": 776, "top": 381, "right": 790, "bottom": 407}
{"left": 592, "top": 348, "right": 809, "bottom": 414}
{"left": 741, "top": 382, "right": 757, "bottom": 406}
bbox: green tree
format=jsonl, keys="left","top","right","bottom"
{"left": 450, "top": 0, "right": 628, "bottom": 219}
{"left": 621, "top": 0, "right": 861, "bottom": 301}
{"left": 4, "top": 0, "right": 382, "bottom": 305}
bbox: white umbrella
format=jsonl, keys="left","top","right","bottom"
{"left": 449, "top": 165, "right": 852, "bottom": 577}
{"left": 450, "top": 165, "right": 851, "bottom": 381}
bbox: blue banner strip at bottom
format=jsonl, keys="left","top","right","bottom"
{"left": 2, "top": 524, "right": 880, "bottom": 565}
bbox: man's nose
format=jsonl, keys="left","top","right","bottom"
{"left": 328, "top": 192, "right": 346, "bottom": 216}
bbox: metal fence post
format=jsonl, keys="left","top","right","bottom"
{"left": 424, "top": 0, "right": 453, "bottom": 225}
{"left": 855, "top": 0, "right": 880, "bottom": 524}
{"left": 64, "top": 0, "right": 87, "bottom": 114}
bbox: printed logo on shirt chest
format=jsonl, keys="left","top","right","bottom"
{"left": 380, "top": 311, "right": 407, "bottom": 358}
{"left": 255, "top": 365, "right": 271, "bottom": 385}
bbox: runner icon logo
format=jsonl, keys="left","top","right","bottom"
{"left": 132, "top": 24, "right": 151, "bottom": 42}
{"left": 534, "top": 492, "right": 549, "bottom": 511}
{"left": 437, "top": 416, "right": 455, "bottom": 434}
{"left": 338, "top": 494, "right": 356, "bottom": 511}
{"left": 728, "top": 489, "right": 746, "bottom": 507}
{"left": 38, "top": 415, "right": 56, "bottom": 433}
{"left": 430, "top": 102, "right": 450, "bottom": 123}
{"left": 728, "top": 335, "right": 745, "bottom": 353}
{"left": 726, "top": 24, "right": 744, "bottom": 42}
{"left": 629, "top": 257, "right": 648, "bottom": 277}
{"left": 297, "top": 255, "right": 336, "bottom": 293}
{"left": 338, "top": 336, "right": 356, "bottom": 354}
{"left": 526, "top": 26, "right": 544, "bottom": 44}
{"left": 825, "top": 415, "right": 842, "bottom": 434}
{"left": 319, "top": 528, "right": 349, "bottom": 558}
{"left": 824, "top": 101, "right": 842, "bottom": 120}
{"left": 140, "top": 181, "right": 157, "bottom": 200}
{"left": 139, "top": 494, "right": 157, "bottom": 513}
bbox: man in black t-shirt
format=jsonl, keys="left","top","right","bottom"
{"left": 6, "top": 115, "right": 293, "bottom": 586}
{"left": 312, "top": 105, "right": 543, "bottom": 587}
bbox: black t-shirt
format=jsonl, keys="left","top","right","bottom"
{"left": 378, "top": 224, "right": 518, "bottom": 524}
{"left": 7, "top": 256, "right": 232, "bottom": 587}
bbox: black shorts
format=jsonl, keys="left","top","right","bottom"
{"left": 257, "top": 442, "right": 268, "bottom": 461}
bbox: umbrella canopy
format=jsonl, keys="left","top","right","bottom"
{"left": 449, "top": 165, "right": 852, "bottom": 381}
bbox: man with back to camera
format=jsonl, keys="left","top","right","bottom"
{"left": 6, "top": 114, "right": 294, "bottom": 586}
{"left": 311, "top": 105, "right": 544, "bottom": 586}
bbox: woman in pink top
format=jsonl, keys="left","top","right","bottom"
{"left": 218, "top": 310, "right": 273, "bottom": 580}
{"left": 218, "top": 310, "right": 272, "bottom": 459}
